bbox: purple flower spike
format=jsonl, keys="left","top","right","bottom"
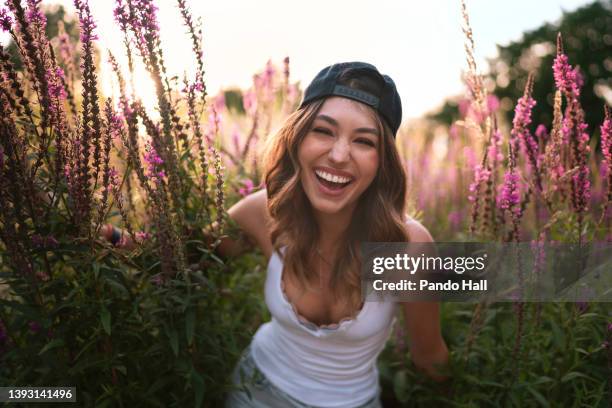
{"left": 25, "top": 0, "right": 46, "bottom": 27}
{"left": 601, "top": 109, "right": 611, "bottom": 167}
{"left": 500, "top": 171, "right": 521, "bottom": 213}
{"left": 0, "top": 8, "right": 12, "bottom": 32}
{"left": 47, "top": 67, "right": 67, "bottom": 101}
{"left": 535, "top": 125, "right": 548, "bottom": 142}
{"left": 74, "top": 0, "right": 99, "bottom": 43}
{"left": 553, "top": 53, "right": 581, "bottom": 98}
{"left": 468, "top": 164, "right": 491, "bottom": 203}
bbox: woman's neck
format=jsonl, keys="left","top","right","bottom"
{"left": 313, "top": 206, "right": 354, "bottom": 254}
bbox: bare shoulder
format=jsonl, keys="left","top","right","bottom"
{"left": 404, "top": 215, "right": 434, "bottom": 243}
{"left": 228, "top": 189, "right": 273, "bottom": 257}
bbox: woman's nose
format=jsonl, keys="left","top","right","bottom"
{"left": 328, "top": 139, "right": 351, "bottom": 163}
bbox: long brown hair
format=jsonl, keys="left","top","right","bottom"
{"left": 263, "top": 73, "right": 410, "bottom": 311}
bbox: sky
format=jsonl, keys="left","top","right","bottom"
{"left": 4, "top": 0, "right": 595, "bottom": 119}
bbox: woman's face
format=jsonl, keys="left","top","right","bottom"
{"left": 297, "top": 96, "right": 380, "bottom": 216}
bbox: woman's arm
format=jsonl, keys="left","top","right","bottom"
{"left": 100, "top": 189, "right": 269, "bottom": 259}
{"left": 402, "top": 218, "right": 449, "bottom": 382}
{"left": 212, "top": 189, "right": 269, "bottom": 258}
{"left": 402, "top": 302, "right": 449, "bottom": 382}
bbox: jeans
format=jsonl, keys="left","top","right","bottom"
{"left": 225, "top": 345, "right": 383, "bottom": 408}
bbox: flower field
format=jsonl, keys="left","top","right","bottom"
{"left": 0, "top": 0, "right": 610, "bottom": 406}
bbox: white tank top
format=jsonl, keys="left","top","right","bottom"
{"left": 251, "top": 248, "right": 398, "bottom": 407}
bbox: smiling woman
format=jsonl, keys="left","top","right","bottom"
{"left": 218, "top": 62, "right": 449, "bottom": 407}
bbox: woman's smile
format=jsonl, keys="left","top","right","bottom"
{"left": 313, "top": 166, "right": 355, "bottom": 196}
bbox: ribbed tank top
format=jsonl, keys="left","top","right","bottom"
{"left": 251, "top": 248, "right": 398, "bottom": 407}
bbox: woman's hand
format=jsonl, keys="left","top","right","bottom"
{"left": 403, "top": 301, "right": 450, "bottom": 382}
{"left": 100, "top": 224, "right": 136, "bottom": 250}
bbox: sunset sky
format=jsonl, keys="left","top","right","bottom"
{"left": 3, "top": 0, "right": 594, "bottom": 119}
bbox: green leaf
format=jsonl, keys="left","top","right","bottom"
{"left": 104, "top": 278, "right": 130, "bottom": 298}
{"left": 393, "top": 370, "right": 409, "bottom": 402}
{"left": 168, "top": 328, "right": 179, "bottom": 356}
{"left": 100, "top": 307, "right": 111, "bottom": 335}
{"left": 575, "top": 347, "right": 589, "bottom": 356}
{"left": 561, "top": 371, "right": 592, "bottom": 383}
{"left": 190, "top": 369, "right": 205, "bottom": 408}
{"left": 526, "top": 385, "right": 549, "bottom": 407}
{"left": 93, "top": 262, "right": 100, "bottom": 279}
{"left": 209, "top": 253, "right": 225, "bottom": 265}
{"left": 114, "top": 365, "right": 127, "bottom": 376}
{"left": 186, "top": 309, "right": 195, "bottom": 346}
{"left": 478, "top": 380, "right": 505, "bottom": 388}
{"left": 533, "top": 376, "right": 554, "bottom": 385}
{"left": 39, "top": 339, "right": 65, "bottom": 355}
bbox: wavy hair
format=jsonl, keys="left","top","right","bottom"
{"left": 263, "top": 72, "right": 410, "bottom": 313}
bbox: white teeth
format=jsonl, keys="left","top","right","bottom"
{"left": 315, "top": 170, "right": 351, "bottom": 184}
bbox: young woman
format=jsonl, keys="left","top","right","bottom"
{"left": 103, "top": 62, "right": 449, "bottom": 407}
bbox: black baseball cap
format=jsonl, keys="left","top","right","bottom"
{"left": 299, "top": 62, "right": 402, "bottom": 137}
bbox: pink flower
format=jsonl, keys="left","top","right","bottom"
{"left": 108, "top": 111, "right": 125, "bottom": 141}
{"left": 448, "top": 210, "right": 462, "bottom": 230}
{"left": 601, "top": 111, "right": 611, "bottom": 166}
{"left": 463, "top": 147, "right": 476, "bottom": 169}
{"left": 108, "top": 167, "right": 120, "bottom": 192}
{"left": 553, "top": 53, "right": 581, "bottom": 98}
{"left": 486, "top": 95, "right": 500, "bottom": 113}
{"left": 0, "top": 8, "right": 12, "bottom": 32}
{"left": 143, "top": 142, "right": 165, "bottom": 185}
{"left": 468, "top": 164, "right": 491, "bottom": 203}
{"left": 238, "top": 179, "right": 255, "bottom": 197}
{"left": 242, "top": 89, "right": 257, "bottom": 116}
{"left": 512, "top": 93, "right": 536, "bottom": 132}
{"left": 535, "top": 125, "right": 548, "bottom": 142}
{"left": 46, "top": 67, "right": 67, "bottom": 101}
{"left": 135, "top": 231, "right": 151, "bottom": 241}
{"left": 572, "top": 166, "right": 591, "bottom": 213}
{"left": 232, "top": 126, "right": 242, "bottom": 156}
{"left": 214, "top": 93, "right": 225, "bottom": 113}
{"left": 25, "top": 0, "right": 46, "bottom": 27}
{"left": 74, "top": 0, "right": 99, "bottom": 43}
{"left": 499, "top": 171, "right": 521, "bottom": 214}
{"left": 487, "top": 129, "right": 504, "bottom": 163}
{"left": 458, "top": 98, "right": 471, "bottom": 118}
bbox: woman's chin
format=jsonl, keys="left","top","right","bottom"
{"left": 308, "top": 198, "right": 356, "bottom": 217}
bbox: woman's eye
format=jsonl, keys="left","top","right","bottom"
{"left": 312, "top": 127, "right": 333, "bottom": 135}
{"left": 356, "top": 138, "right": 375, "bottom": 147}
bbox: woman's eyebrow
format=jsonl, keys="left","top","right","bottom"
{"left": 315, "top": 114, "right": 339, "bottom": 127}
{"left": 315, "top": 114, "right": 380, "bottom": 137}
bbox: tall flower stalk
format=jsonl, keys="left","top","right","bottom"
{"left": 598, "top": 106, "right": 611, "bottom": 225}
{"left": 553, "top": 34, "right": 591, "bottom": 243}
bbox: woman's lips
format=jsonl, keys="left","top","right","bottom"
{"left": 313, "top": 169, "right": 353, "bottom": 197}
